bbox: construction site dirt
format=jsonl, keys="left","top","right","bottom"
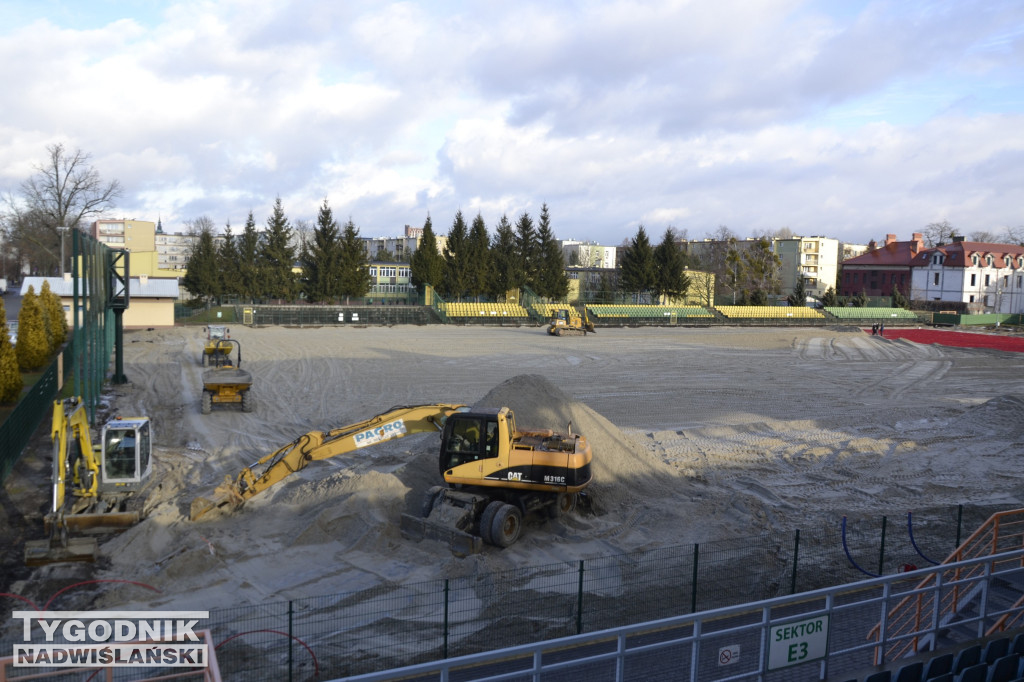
{"left": 2, "top": 324, "right": 1024, "bottom": 671}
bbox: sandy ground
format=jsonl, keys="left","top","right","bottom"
{"left": 6, "top": 324, "right": 1024, "bottom": 615}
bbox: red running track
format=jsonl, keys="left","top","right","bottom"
{"left": 863, "top": 327, "right": 1024, "bottom": 353}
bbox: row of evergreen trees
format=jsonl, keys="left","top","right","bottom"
{"left": 411, "top": 204, "right": 570, "bottom": 302}
{"left": 182, "top": 200, "right": 586, "bottom": 305}
{"left": 0, "top": 282, "right": 68, "bottom": 403}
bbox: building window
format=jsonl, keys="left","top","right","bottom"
{"left": 369, "top": 267, "right": 377, "bottom": 277}
{"left": 970, "top": 274, "right": 976, "bottom": 286}
{"left": 969, "top": 295, "right": 975, "bottom": 303}
{"left": 985, "top": 275, "right": 990, "bottom": 286}
{"left": 933, "top": 273, "right": 940, "bottom": 286}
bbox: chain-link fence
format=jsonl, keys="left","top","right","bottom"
{"left": 18, "top": 502, "right": 989, "bottom": 682}
{"left": 0, "top": 230, "right": 117, "bottom": 484}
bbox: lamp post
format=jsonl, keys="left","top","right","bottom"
{"left": 58, "top": 226, "right": 69, "bottom": 276}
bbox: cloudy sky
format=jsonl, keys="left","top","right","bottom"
{"left": 1, "top": 0, "right": 1022, "bottom": 247}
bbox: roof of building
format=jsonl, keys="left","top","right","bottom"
{"left": 910, "top": 241, "right": 1024, "bottom": 268}
{"left": 19, "top": 276, "right": 180, "bottom": 298}
{"left": 842, "top": 235, "right": 925, "bottom": 267}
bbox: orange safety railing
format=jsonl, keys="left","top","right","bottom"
{"left": 0, "top": 629, "right": 222, "bottom": 681}
{"left": 868, "top": 509, "right": 1024, "bottom": 663}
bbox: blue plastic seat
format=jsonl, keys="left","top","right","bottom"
{"left": 955, "top": 646, "right": 982, "bottom": 675}
{"left": 926, "top": 653, "right": 954, "bottom": 680}
{"left": 896, "top": 660, "right": 923, "bottom": 682}
{"left": 865, "top": 670, "right": 892, "bottom": 682}
{"left": 986, "top": 639, "right": 1011, "bottom": 665}
{"left": 1012, "top": 632, "right": 1024, "bottom": 657}
{"left": 957, "top": 662, "right": 987, "bottom": 682}
{"left": 987, "top": 654, "right": 1020, "bottom": 682}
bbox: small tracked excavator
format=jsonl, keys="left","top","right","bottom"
{"left": 24, "top": 397, "right": 153, "bottom": 565}
{"left": 547, "top": 307, "right": 595, "bottom": 336}
{"left": 190, "top": 403, "right": 592, "bottom": 554}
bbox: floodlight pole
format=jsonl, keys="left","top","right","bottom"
{"left": 58, "top": 226, "right": 69, "bottom": 276}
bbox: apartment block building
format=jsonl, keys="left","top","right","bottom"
{"left": 561, "top": 240, "right": 617, "bottom": 269}
{"left": 774, "top": 236, "right": 840, "bottom": 300}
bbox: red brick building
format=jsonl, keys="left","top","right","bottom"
{"left": 839, "top": 233, "right": 925, "bottom": 298}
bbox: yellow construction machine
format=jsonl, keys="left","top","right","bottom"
{"left": 190, "top": 403, "right": 593, "bottom": 554}
{"left": 201, "top": 325, "right": 233, "bottom": 366}
{"left": 201, "top": 338, "right": 255, "bottom": 414}
{"left": 547, "top": 307, "right": 595, "bottom": 336}
{"left": 24, "top": 397, "right": 153, "bottom": 565}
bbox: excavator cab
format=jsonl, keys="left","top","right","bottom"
{"left": 442, "top": 414, "right": 501, "bottom": 470}
{"left": 100, "top": 418, "right": 152, "bottom": 492}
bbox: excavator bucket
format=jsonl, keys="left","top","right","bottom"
{"left": 399, "top": 488, "right": 487, "bottom": 556}
{"left": 400, "top": 513, "right": 483, "bottom": 557}
{"left": 190, "top": 477, "right": 246, "bottom": 521}
{"left": 24, "top": 521, "right": 98, "bottom": 566}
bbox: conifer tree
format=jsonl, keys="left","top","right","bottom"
{"left": 337, "top": 218, "right": 371, "bottom": 304}
{"left": 534, "top": 203, "right": 569, "bottom": 300}
{"left": 618, "top": 225, "right": 657, "bottom": 299}
{"left": 182, "top": 220, "right": 220, "bottom": 304}
{"left": 16, "top": 286, "right": 50, "bottom": 370}
{"left": 653, "top": 227, "right": 690, "bottom": 304}
{"left": 441, "top": 210, "right": 471, "bottom": 301}
{"left": 488, "top": 214, "right": 523, "bottom": 299}
{"left": 0, "top": 297, "right": 23, "bottom": 403}
{"left": 821, "top": 286, "right": 839, "bottom": 307}
{"left": 409, "top": 215, "right": 445, "bottom": 294}
{"left": 39, "top": 280, "right": 67, "bottom": 351}
{"left": 514, "top": 212, "right": 539, "bottom": 290}
{"left": 218, "top": 220, "right": 242, "bottom": 300}
{"left": 301, "top": 198, "right": 343, "bottom": 303}
{"left": 466, "top": 213, "right": 491, "bottom": 301}
{"left": 787, "top": 277, "right": 807, "bottom": 307}
{"left": 237, "top": 211, "right": 262, "bottom": 302}
{"left": 258, "top": 197, "right": 298, "bottom": 301}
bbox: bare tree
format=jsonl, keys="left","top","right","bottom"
{"left": 1004, "top": 226, "right": 1024, "bottom": 246}
{"left": 922, "top": 220, "right": 957, "bottom": 247}
{"left": 5, "top": 143, "right": 121, "bottom": 274}
{"left": 968, "top": 230, "right": 999, "bottom": 243}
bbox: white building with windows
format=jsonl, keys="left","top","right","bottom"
{"left": 561, "top": 240, "right": 616, "bottom": 269}
{"left": 910, "top": 238, "right": 1024, "bottom": 313}
{"left": 774, "top": 236, "right": 840, "bottom": 300}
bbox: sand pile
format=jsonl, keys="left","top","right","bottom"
{"left": 473, "top": 374, "right": 688, "bottom": 513}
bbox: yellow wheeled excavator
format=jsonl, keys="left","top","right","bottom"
{"left": 190, "top": 403, "right": 593, "bottom": 554}
{"left": 24, "top": 397, "right": 153, "bottom": 565}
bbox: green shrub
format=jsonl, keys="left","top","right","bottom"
{"left": 16, "top": 286, "right": 51, "bottom": 371}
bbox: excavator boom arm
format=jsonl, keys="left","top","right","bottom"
{"left": 191, "top": 403, "right": 467, "bottom": 520}
{"left": 50, "top": 399, "right": 100, "bottom": 515}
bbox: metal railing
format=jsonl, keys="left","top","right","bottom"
{"left": 338, "top": 549, "right": 1024, "bottom": 682}
{"left": 870, "top": 508, "right": 1024, "bottom": 660}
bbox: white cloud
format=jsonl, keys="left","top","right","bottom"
{"left": 0, "top": 0, "right": 1022, "bottom": 246}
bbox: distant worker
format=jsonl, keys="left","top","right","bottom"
{"left": 879, "top": 322, "right": 885, "bottom": 337}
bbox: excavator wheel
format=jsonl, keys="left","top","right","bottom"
{"left": 421, "top": 486, "right": 444, "bottom": 517}
{"left": 479, "top": 500, "right": 504, "bottom": 546}
{"left": 490, "top": 503, "right": 522, "bottom": 548}
{"left": 547, "top": 492, "right": 578, "bottom": 519}
{"left": 201, "top": 392, "right": 212, "bottom": 415}
{"left": 241, "top": 390, "right": 255, "bottom": 413}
